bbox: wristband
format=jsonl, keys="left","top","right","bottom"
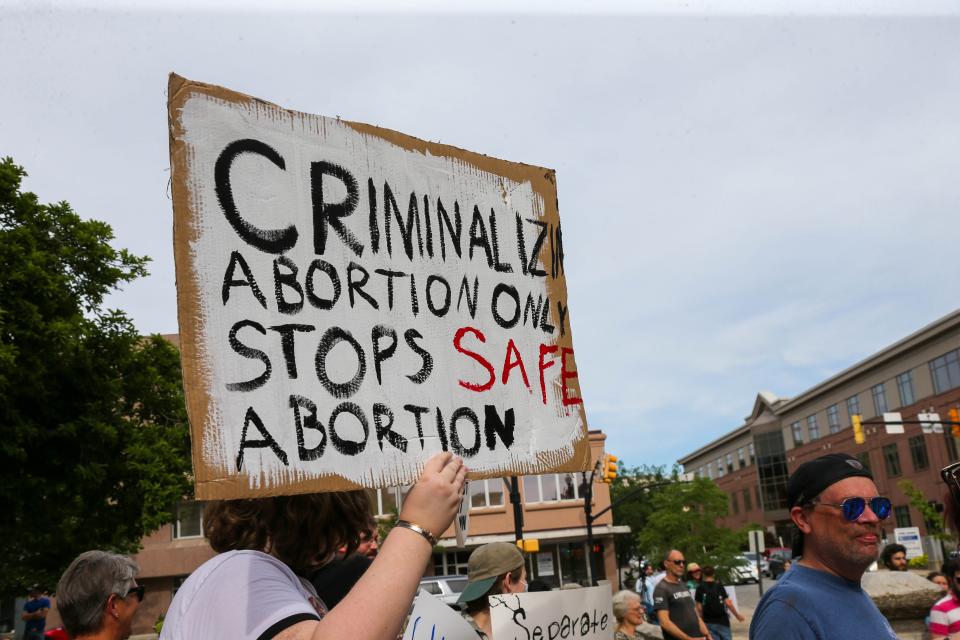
{"left": 395, "top": 519, "right": 438, "bottom": 546}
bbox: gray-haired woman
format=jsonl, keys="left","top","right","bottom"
{"left": 56, "top": 550, "right": 143, "bottom": 640}
{"left": 612, "top": 590, "right": 646, "bottom": 640}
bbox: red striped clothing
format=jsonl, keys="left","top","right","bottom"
{"left": 930, "top": 592, "right": 960, "bottom": 638}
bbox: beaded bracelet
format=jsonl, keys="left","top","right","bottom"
{"left": 395, "top": 519, "right": 438, "bottom": 546}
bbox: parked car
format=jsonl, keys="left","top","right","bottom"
{"left": 418, "top": 575, "right": 469, "bottom": 608}
{"left": 742, "top": 551, "right": 770, "bottom": 577}
{"left": 729, "top": 555, "right": 759, "bottom": 584}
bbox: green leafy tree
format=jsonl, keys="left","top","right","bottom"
{"left": 612, "top": 465, "right": 744, "bottom": 582}
{"left": 897, "top": 479, "right": 950, "bottom": 541}
{"left": 0, "top": 157, "right": 192, "bottom": 596}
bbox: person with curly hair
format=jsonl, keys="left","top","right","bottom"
{"left": 160, "top": 452, "right": 465, "bottom": 640}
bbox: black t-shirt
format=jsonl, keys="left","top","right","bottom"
{"left": 653, "top": 579, "right": 700, "bottom": 640}
{"left": 695, "top": 581, "right": 729, "bottom": 626}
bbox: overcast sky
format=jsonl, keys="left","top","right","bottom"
{"left": 3, "top": 1, "right": 960, "bottom": 469}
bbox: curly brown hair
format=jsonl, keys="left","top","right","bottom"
{"left": 203, "top": 491, "right": 371, "bottom": 575}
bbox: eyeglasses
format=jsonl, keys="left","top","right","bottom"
{"left": 125, "top": 586, "right": 145, "bottom": 602}
{"left": 942, "top": 462, "right": 960, "bottom": 513}
{"left": 810, "top": 496, "right": 892, "bottom": 521}
{"left": 669, "top": 559, "right": 686, "bottom": 565}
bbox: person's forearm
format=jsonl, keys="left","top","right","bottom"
{"left": 309, "top": 526, "right": 432, "bottom": 640}
{"left": 658, "top": 616, "right": 697, "bottom": 640}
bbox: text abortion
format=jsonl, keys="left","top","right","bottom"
{"left": 216, "top": 140, "right": 581, "bottom": 473}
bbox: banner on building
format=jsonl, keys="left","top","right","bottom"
{"left": 167, "top": 74, "right": 591, "bottom": 498}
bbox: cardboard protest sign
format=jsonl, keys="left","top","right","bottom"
{"left": 490, "top": 586, "right": 613, "bottom": 640}
{"left": 403, "top": 590, "right": 477, "bottom": 640}
{"left": 167, "top": 74, "right": 591, "bottom": 498}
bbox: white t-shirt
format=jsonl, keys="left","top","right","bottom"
{"left": 161, "top": 550, "right": 328, "bottom": 640}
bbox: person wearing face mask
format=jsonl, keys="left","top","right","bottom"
{"left": 457, "top": 542, "right": 528, "bottom": 639}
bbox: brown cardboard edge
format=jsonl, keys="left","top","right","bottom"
{"left": 170, "top": 73, "right": 592, "bottom": 499}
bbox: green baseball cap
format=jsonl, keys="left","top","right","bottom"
{"left": 457, "top": 542, "right": 524, "bottom": 604}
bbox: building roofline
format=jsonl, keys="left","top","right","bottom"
{"left": 677, "top": 422, "right": 751, "bottom": 465}
{"left": 775, "top": 308, "right": 960, "bottom": 413}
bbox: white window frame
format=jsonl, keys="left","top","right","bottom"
{"left": 523, "top": 473, "right": 586, "bottom": 504}
{"left": 173, "top": 501, "right": 204, "bottom": 540}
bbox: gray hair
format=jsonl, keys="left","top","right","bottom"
{"left": 612, "top": 589, "right": 642, "bottom": 622}
{"left": 57, "top": 551, "right": 139, "bottom": 636}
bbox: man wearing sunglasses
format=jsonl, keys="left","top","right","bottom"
{"left": 749, "top": 453, "right": 897, "bottom": 639}
{"left": 652, "top": 550, "right": 710, "bottom": 640}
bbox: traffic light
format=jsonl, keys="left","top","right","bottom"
{"left": 852, "top": 414, "right": 865, "bottom": 444}
{"left": 950, "top": 408, "right": 960, "bottom": 438}
{"left": 602, "top": 454, "right": 619, "bottom": 483}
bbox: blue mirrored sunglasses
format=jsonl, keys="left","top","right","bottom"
{"left": 811, "top": 496, "right": 892, "bottom": 521}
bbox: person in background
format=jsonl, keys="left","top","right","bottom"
{"left": 457, "top": 542, "right": 527, "bottom": 639}
{"left": 685, "top": 563, "right": 702, "bottom": 591}
{"left": 653, "top": 549, "right": 709, "bottom": 640}
{"left": 21, "top": 585, "right": 50, "bottom": 640}
{"left": 930, "top": 557, "right": 960, "bottom": 639}
{"left": 749, "top": 453, "right": 897, "bottom": 639}
{"left": 695, "top": 565, "right": 744, "bottom": 640}
{"left": 635, "top": 561, "right": 658, "bottom": 623}
{"left": 356, "top": 516, "right": 380, "bottom": 560}
{"left": 612, "top": 590, "right": 646, "bottom": 640}
{"left": 928, "top": 571, "right": 949, "bottom": 593}
{"left": 880, "top": 543, "right": 909, "bottom": 571}
{"left": 55, "top": 551, "right": 143, "bottom": 640}
{"left": 161, "top": 452, "right": 464, "bottom": 640}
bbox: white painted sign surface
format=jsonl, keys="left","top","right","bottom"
{"left": 404, "top": 590, "right": 476, "bottom": 640}
{"left": 894, "top": 526, "right": 924, "bottom": 559}
{"left": 883, "top": 412, "right": 904, "bottom": 434}
{"left": 490, "top": 586, "right": 613, "bottom": 640}
{"left": 168, "top": 75, "right": 591, "bottom": 498}
{"left": 918, "top": 412, "right": 942, "bottom": 434}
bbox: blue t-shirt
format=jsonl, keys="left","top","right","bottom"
{"left": 23, "top": 596, "right": 50, "bottom": 633}
{"left": 749, "top": 565, "right": 897, "bottom": 640}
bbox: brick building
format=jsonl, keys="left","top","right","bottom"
{"left": 679, "top": 309, "right": 960, "bottom": 551}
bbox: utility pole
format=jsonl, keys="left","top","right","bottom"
{"left": 506, "top": 477, "right": 524, "bottom": 543}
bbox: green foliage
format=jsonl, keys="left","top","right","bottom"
{"left": 0, "top": 157, "right": 192, "bottom": 596}
{"left": 611, "top": 464, "right": 744, "bottom": 583}
{"left": 908, "top": 554, "right": 929, "bottom": 569}
{"left": 897, "top": 479, "right": 950, "bottom": 541}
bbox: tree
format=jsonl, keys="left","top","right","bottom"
{"left": 612, "top": 465, "right": 745, "bottom": 582}
{"left": 897, "top": 479, "right": 950, "bottom": 540}
{"left": 0, "top": 157, "right": 192, "bottom": 596}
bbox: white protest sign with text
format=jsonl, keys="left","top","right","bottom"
{"left": 490, "top": 585, "right": 613, "bottom": 640}
{"left": 168, "top": 75, "right": 591, "bottom": 498}
{"left": 403, "top": 590, "right": 477, "bottom": 640}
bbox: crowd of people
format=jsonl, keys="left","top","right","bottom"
{"left": 21, "top": 451, "right": 960, "bottom": 640}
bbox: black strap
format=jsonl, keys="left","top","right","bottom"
{"left": 257, "top": 612, "right": 320, "bottom": 640}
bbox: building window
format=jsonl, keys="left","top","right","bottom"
{"left": 730, "top": 492, "right": 739, "bottom": 515}
{"left": 755, "top": 485, "right": 762, "bottom": 511}
{"left": 871, "top": 384, "right": 888, "bottom": 416}
{"left": 743, "top": 488, "right": 753, "bottom": 512}
{"left": 372, "top": 486, "right": 405, "bottom": 517}
{"left": 433, "top": 550, "right": 471, "bottom": 576}
{"left": 698, "top": 466, "right": 704, "bottom": 479}
{"left": 716, "top": 457, "right": 725, "bottom": 477}
{"left": 726, "top": 453, "right": 734, "bottom": 473}
{"left": 737, "top": 447, "right": 746, "bottom": 468}
{"left": 791, "top": 421, "right": 804, "bottom": 446}
{"left": 931, "top": 349, "right": 960, "bottom": 394}
{"left": 857, "top": 451, "right": 872, "bottom": 474}
{"left": 894, "top": 505, "right": 912, "bottom": 528}
{"left": 908, "top": 436, "right": 929, "bottom": 471}
{"left": 173, "top": 501, "right": 204, "bottom": 539}
{"left": 827, "top": 405, "right": 841, "bottom": 434}
{"left": 883, "top": 443, "right": 902, "bottom": 477}
{"left": 896, "top": 371, "right": 916, "bottom": 407}
{"left": 755, "top": 431, "right": 789, "bottom": 511}
{"left": 468, "top": 478, "right": 505, "bottom": 509}
{"left": 523, "top": 473, "right": 586, "bottom": 503}
{"left": 846, "top": 394, "right": 861, "bottom": 422}
{"left": 748, "top": 443, "right": 756, "bottom": 465}
{"left": 807, "top": 415, "right": 820, "bottom": 441}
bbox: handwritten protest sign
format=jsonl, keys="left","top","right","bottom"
{"left": 403, "top": 590, "right": 476, "bottom": 640}
{"left": 167, "top": 75, "right": 591, "bottom": 498}
{"left": 490, "top": 586, "right": 613, "bottom": 640}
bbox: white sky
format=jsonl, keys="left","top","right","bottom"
{"left": 3, "top": 1, "right": 959, "bottom": 468}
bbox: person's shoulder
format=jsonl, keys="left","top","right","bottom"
{"left": 932, "top": 592, "right": 960, "bottom": 612}
{"left": 749, "top": 595, "right": 815, "bottom": 640}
